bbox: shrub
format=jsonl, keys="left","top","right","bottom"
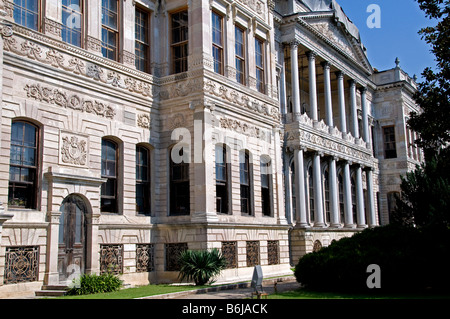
{"left": 294, "top": 225, "right": 450, "bottom": 293}
{"left": 66, "top": 272, "right": 123, "bottom": 296}
{"left": 178, "top": 249, "right": 227, "bottom": 286}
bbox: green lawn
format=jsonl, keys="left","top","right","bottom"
{"left": 55, "top": 284, "right": 207, "bottom": 299}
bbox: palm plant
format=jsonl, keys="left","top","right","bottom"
{"left": 178, "top": 248, "right": 228, "bottom": 286}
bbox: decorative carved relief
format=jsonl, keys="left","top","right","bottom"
{"left": 167, "top": 113, "right": 186, "bottom": 131}
{"left": 137, "top": 113, "right": 151, "bottom": 129}
{"left": 24, "top": 83, "right": 116, "bottom": 119}
{"left": 219, "top": 117, "right": 268, "bottom": 141}
{"left": 60, "top": 133, "right": 88, "bottom": 166}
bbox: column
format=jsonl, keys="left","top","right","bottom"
{"left": 343, "top": 161, "right": 354, "bottom": 227}
{"left": 336, "top": 71, "right": 347, "bottom": 133}
{"left": 322, "top": 62, "right": 333, "bottom": 127}
{"left": 279, "top": 47, "right": 288, "bottom": 116}
{"left": 294, "top": 147, "right": 309, "bottom": 227}
{"left": 329, "top": 157, "right": 340, "bottom": 227}
{"left": 361, "top": 88, "right": 370, "bottom": 144}
{"left": 366, "top": 168, "right": 377, "bottom": 227}
{"left": 349, "top": 80, "right": 359, "bottom": 139}
{"left": 307, "top": 51, "right": 318, "bottom": 121}
{"left": 290, "top": 41, "right": 301, "bottom": 120}
{"left": 355, "top": 166, "right": 366, "bottom": 228}
{"left": 313, "top": 152, "right": 325, "bottom": 227}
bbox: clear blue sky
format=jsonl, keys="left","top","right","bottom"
{"left": 336, "top": 0, "right": 436, "bottom": 81}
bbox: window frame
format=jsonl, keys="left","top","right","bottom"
{"left": 260, "top": 157, "right": 273, "bottom": 217}
{"left": 235, "top": 25, "right": 246, "bottom": 85}
{"left": 135, "top": 6, "right": 151, "bottom": 73}
{"left": 240, "top": 150, "right": 253, "bottom": 216}
{"left": 101, "top": 138, "right": 119, "bottom": 213}
{"left": 101, "top": 0, "right": 120, "bottom": 61}
{"left": 169, "top": 146, "right": 190, "bottom": 216}
{"left": 211, "top": 10, "right": 224, "bottom": 75}
{"left": 136, "top": 145, "right": 151, "bottom": 216}
{"left": 170, "top": 8, "right": 189, "bottom": 74}
{"left": 61, "top": 0, "right": 84, "bottom": 48}
{"left": 215, "top": 145, "right": 229, "bottom": 214}
{"left": 12, "top": 0, "right": 41, "bottom": 31}
{"left": 383, "top": 126, "right": 397, "bottom": 159}
{"left": 255, "top": 37, "right": 265, "bottom": 94}
{"left": 8, "top": 120, "right": 40, "bottom": 209}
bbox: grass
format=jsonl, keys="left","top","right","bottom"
{"left": 55, "top": 284, "right": 208, "bottom": 299}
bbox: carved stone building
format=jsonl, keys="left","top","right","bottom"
{"left": 0, "top": 0, "right": 421, "bottom": 297}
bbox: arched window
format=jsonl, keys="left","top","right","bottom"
{"left": 9, "top": 121, "right": 39, "bottom": 209}
{"left": 101, "top": 139, "right": 118, "bottom": 213}
{"left": 170, "top": 147, "right": 190, "bottom": 215}
{"left": 240, "top": 150, "right": 253, "bottom": 215}
{"left": 260, "top": 156, "right": 273, "bottom": 217}
{"left": 136, "top": 145, "right": 151, "bottom": 215}
{"left": 215, "top": 144, "right": 229, "bottom": 214}
{"left": 308, "top": 166, "right": 314, "bottom": 223}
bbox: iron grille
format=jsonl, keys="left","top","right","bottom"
{"left": 313, "top": 240, "right": 322, "bottom": 252}
{"left": 165, "top": 243, "right": 188, "bottom": 271}
{"left": 246, "top": 241, "right": 260, "bottom": 267}
{"left": 222, "top": 241, "right": 237, "bottom": 268}
{"left": 136, "top": 244, "right": 155, "bottom": 272}
{"left": 4, "top": 246, "right": 39, "bottom": 285}
{"left": 267, "top": 241, "right": 279, "bottom": 265}
{"left": 100, "top": 244, "right": 123, "bottom": 274}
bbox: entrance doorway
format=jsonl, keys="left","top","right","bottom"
{"left": 58, "top": 195, "right": 87, "bottom": 284}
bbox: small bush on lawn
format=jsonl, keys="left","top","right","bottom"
{"left": 66, "top": 273, "right": 123, "bottom": 296}
{"left": 294, "top": 224, "right": 450, "bottom": 293}
{"left": 178, "top": 249, "right": 227, "bottom": 286}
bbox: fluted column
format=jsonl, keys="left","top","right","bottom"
{"left": 355, "top": 166, "right": 366, "bottom": 228}
{"left": 343, "top": 161, "right": 354, "bottom": 227}
{"left": 313, "top": 152, "right": 325, "bottom": 227}
{"left": 336, "top": 71, "right": 347, "bottom": 133}
{"left": 366, "top": 168, "right": 377, "bottom": 227}
{"left": 349, "top": 80, "right": 359, "bottom": 139}
{"left": 322, "top": 61, "right": 333, "bottom": 127}
{"left": 329, "top": 157, "right": 340, "bottom": 227}
{"left": 294, "top": 147, "right": 309, "bottom": 227}
{"left": 361, "top": 87, "right": 370, "bottom": 144}
{"left": 307, "top": 51, "right": 318, "bottom": 121}
{"left": 290, "top": 41, "right": 301, "bottom": 120}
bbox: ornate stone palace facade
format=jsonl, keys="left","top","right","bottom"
{"left": 0, "top": 0, "right": 421, "bottom": 297}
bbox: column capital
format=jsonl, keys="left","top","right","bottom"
{"left": 359, "top": 86, "right": 368, "bottom": 94}
{"left": 306, "top": 50, "right": 317, "bottom": 60}
{"left": 335, "top": 71, "right": 345, "bottom": 79}
{"left": 348, "top": 79, "right": 357, "bottom": 87}
{"left": 321, "top": 61, "right": 331, "bottom": 69}
{"left": 289, "top": 39, "right": 301, "bottom": 49}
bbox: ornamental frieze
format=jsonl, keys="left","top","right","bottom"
{"left": 219, "top": 117, "right": 268, "bottom": 140}
{"left": 24, "top": 83, "right": 116, "bottom": 119}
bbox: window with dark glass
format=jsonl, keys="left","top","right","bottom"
{"left": 387, "top": 192, "right": 399, "bottom": 219}
{"left": 215, "top": 145, "right": 228, "bottom": 214}
{"left": 8, "top": 121, "right": 38, "bottom": 209}
{"left": 212, "top": 11, "right": 223, "bottom": 75}
{"left": 235, "top": 26, "right": 245, "bottom": 84}
{"left": 260, "top": 158, "right": 272, "bottom": 217}
{"left": 308, "top": 166, "right": 314, "bottom": 223}
{"left": 383, "top": 126, "right": 397, "bottom": 159}
{"left": 101, "top": 0, "right": 119, "bottom": 61}
{"left": 171, "top": 10, "right": 188, "bottom": 74}
{"left": 338, "top": 173, "right": 345, "bottom": 224}
{"left": 255, "top": 37, "right": 265, "bottom": 93}
{"left": 135, "top": 7, "right": 150, "bottom": 73}
{"left": 101, "top": 139, "right": 118, "bottom": 213}
{"left": 136, "top": 146, "right": 150, "bottom": 215}
{"left": 13, "top": 0, "right": 39, "bottom": 31}
{"left": 170, "top": 147, "right": 190, "bottom": 215}
{"left": 240, "top": 150, "right": 252, "bottom": 215}
{"left": 324, "top": 170, "right": 330, "bottom": 223}
{"left": 351, "top": 176, "right": 357, "bottom": 224}
{"left": 62, "top": 0, "right": 83, "bottom": 47}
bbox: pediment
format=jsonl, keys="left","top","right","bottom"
{"left": 312, "top": 21, "right": 358, "bottom": 60}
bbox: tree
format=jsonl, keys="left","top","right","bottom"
{"left": 178, "top": 249, "right": 227, "bottom": 286}
{"left": 394, "top": 0, "right": 450, "bottom": 228}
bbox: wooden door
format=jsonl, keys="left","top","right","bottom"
{"left": 58, "top": 195, "right": 86, "bottom": 283}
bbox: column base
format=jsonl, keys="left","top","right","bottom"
{"left": 357, "top": 224, "right": 368, "bottom": 229}
{"left": 313, "top": 222, "right": 326, "bottom": 228}
{"left": 344, "top": 223, "right": 356, "bottom": 229}
{"left": 329, "top": 223, "right": 342, "bottom": 229}
{"left": 294, "top": 222, "right": 310, "bottom": 229}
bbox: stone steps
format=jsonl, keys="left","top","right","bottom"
{"left": 35, "top": 285, "right": 68, "bottom": 297}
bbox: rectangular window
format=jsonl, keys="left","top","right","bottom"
{"left": 101, "top": 0, "right": 119, "bottom": 61}
{"left": 136, "top": 146, "right": 150, "bottom": 215}
{"left": 13, "top": 0, "right": 40, "bottom": 31}
{"left": 135, "top": 7, "right": 150, "bottom": 73}
{"left": 212, "top": 11, "right": 223, "bottom": 75}
{"left": 62, "top": 0, "right": 83, "bottom": 47}
{"left": 255, "top": 38, "right": 265, "bottom": 93}
{"left": 240, "top": 151, "right": 252, "bottom": 215}
{"left": 171, "top": 10, "right": 188, "bottom": 74}
{"left": 170, "top": 148, "right": 190, "bottom": 215}
{"left": 383, "top": 126, "right": 397, "bottom": 159}
{"left": 215, "top": 145, "right": 229, "bottom": 214}
{"left": 260, "top": 158, "right": 272, "bottom": 217}
{"left": 101, "top": 139, "right": 118, "bottom": 213}
{"left": 235, "top": 26, "right": 246, "bottom": 84}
